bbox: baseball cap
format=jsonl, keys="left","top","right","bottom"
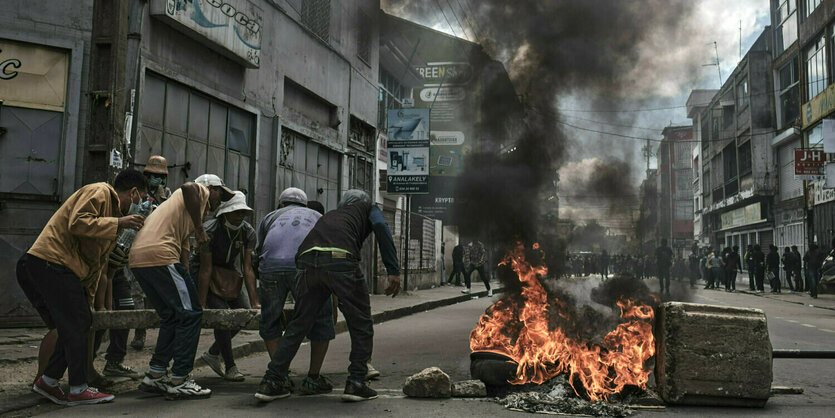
{"left": 194, "top": 174, "right": 235, "bottom": 200}
{"left": 278, "top": 187, "right": 307, "bottom": 206}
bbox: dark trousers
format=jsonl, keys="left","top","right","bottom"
{"left": 131, "top": 264, "right": 202, "bottom": 378}
{"left": 748, "top": 270, "right": 755, "bottom": 290}
{"left": 17, "top": 254, "right": 91, "bottom": 386}
{"left": 755, "top": 269, "right": 765, "bottom": 291}
{"left": 658, "top": 267, "right": 670, "bottom": 292}
{"left": 266, "top": 252, "right": 373, "bottom": 382}
{"left": 725, "top": 270, "right": 736, "bottom": 290}
{"left": 447, "top": 264, "right": 464, "bottom": 285}
{"left": 206, "top": 292, "right": 244, "bottom": 367}
{"left": 104, "top": 270, "right": 134, "bottom": 363}
{"left": 784, "top": 269, "right": 795, "bottom": 291}
{"left": 769, "top": 268, "right": 781, "bottom": 292}
{"left": 465, "top": 264, "right": 490, "bottom": 290}
{"left": 793, "top": 268, "right": 803, "bottom": 291}
{"left": 809, "top": 269, "right": 820, "bottom": 298}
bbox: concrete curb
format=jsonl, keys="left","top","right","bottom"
{"left": 1, "top": 288, "right": 499, "bottom": 416}
{"left": 734, "top": 289, "right": 835, "bottom": 312}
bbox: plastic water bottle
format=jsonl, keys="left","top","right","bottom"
{"left": 115, "top": 197, "right": 154, "bottom": 249}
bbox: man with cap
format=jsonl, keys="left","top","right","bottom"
{"left": 255, "top": 189, "right": 401, "bottom": 403}
{"left": 143, "top": 155, "right": 171, "bottom": 204}
{"left": 17, "top": 169, "right": 148, "bottom": 405}
{"left": 194, "top": 191, "right": 259, "bottom": 382}
{"left": 255, "top": 187, "right": 336, "bottom": 395}
{"left": 130, "top": 174, "right": 233, "bottom": 399}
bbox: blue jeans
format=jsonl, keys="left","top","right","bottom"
{"left": 265, "top": 252, "right": 372, "bottom": 382}
{"left": 258, "top": 270, "right": 334, "bottom": 341}
{"left": 131, "top": 264, "right": 202, "bottom": 378}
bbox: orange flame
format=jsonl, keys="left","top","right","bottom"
{"left": 470, "top": 243, "right": 655, "bottom": 402}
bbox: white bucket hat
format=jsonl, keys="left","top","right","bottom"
{"left": 194, "top": 174, "right": 235, "bottom": 199}
{"left": 215, "top": 191, "right": 252, "bottom": 216}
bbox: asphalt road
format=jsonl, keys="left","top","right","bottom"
{"left": 28, "top": 279, "right": 835, "bottom": 417}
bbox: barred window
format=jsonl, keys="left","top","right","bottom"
{"left": 302, "top": 0, "right": 331, "bottom": 41}
{"left": 357, "top": 9, "right": 371, "bottom": 64}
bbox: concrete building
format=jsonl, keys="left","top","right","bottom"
{"left": 638, "top": 168, "right": 659, "bottom": 254}
{"left": 797, "top": 0, "right": 835, "bottom": 249}
{"left": 770, "top": 0, "right": 807, "bottom": 258}
{"left": 698, "top": 28, "right": 777, "bottom": 254}
{"left": 656, "top": 125, "right": 695, "bottom": 257}
{"left": 687, "top": 89, "right": 719, "bottom": 248}
{"left": 0, "top": 0, "right": 384, "bottom": 325}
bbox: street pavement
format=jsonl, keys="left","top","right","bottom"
{"left": 7, "top": 276, "right": 835, "bottom": 417}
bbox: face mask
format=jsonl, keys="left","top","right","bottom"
{"left": 127, "top": 190, "right": 141, "bottom": 215}
{"left": 224, "top": 219, "right": 243, "bottom": 231}
{"left": 149, "top": 176, "right": 165, "bottom": 188}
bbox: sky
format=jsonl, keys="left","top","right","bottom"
{"left": 382, "top": 0, "right": 771, "bottom": 230}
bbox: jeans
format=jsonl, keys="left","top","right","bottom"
{"left": 784, "top": 269, "right": 795, "bottom": 291}
{"left": 258, "top": 270, "right": 334, "bottom": 342}
{"left": 447, "top": 264, "right": 464, "bottom": 286}
{"left": 17, "top": 254, "right": 91, "bottom": 386}
{"left": 809, "top": 269, "right": 820, "bottom": 298}
{"left": 725, "top": 270, "right": 736, "bottom": 290}
{"left": 131, "top": 264, "right": 202, "bottom": 378}
{"left": 465, "top": 264, "right": 490, "bottom": 290}
{"left": 755, "top": 269, "right": 765, "bottom": 291}
{"left": 205, "top": 292, "right": 245, "bottom": 367}
{"left": 265, "top": 252, "right": 372, "bottom": 382}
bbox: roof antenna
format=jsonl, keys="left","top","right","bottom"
{"left": 702, "top": 41, "right": 723, "bottom": 87}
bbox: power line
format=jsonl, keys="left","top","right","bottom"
{"left": 462, "top": 0, "right": 483, "bottom": 38}
{"left": 561, "top": 114, "right": 669, "bottom": 132}
{"left": 433, "top": 0, "right": 459, "bottom": 38}
{"left": 445, "top": 0, "right": 470, "bottom": 41}
{"left": 556, "top": 118, "right": 787, "bottom": 144}
{"left": 456, "top": 0, "right": 480, "bottom": 43}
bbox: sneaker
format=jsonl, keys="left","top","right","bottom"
{"left": 130, "top": 333, "right": 145, "bottom": 351}
{"left": 254, "top": 376, "right": 292, "bottom": 402}
{"left": 202, "top": 352, "right": 224, "bottom": 378}
{"left": 487, "top": 289, "right": 494, "bottom": 297}
{"left": 299, "top": 375, "right": 333, "bottom": 395}
{"left": 103, "top": 361, "right": 141, "bottom": 379}
{"left": 224, "top": 365, "right": 245, "bottom": 382}
{"left": 342, "top": 379, "right": 377, "bottom": 402}
{"left": 139, "top": 372, "right": 170, "bottom": 395}
{"left": 366, "top": 363, "right": 381, "bottom": 380}
{"left": 461, "top": 288, "right": 471, "bottom": 294}
{"left": 166, "top": 377, "right": 211, "bottom": 399}
{"left": 66, "top": 387, "right": 114, "bottom": 406}
{"left": 32, "top": 376, "right": 67, "bottom": 405}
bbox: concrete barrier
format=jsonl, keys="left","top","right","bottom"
{"left": 91, "top": 309, "right": 272, "bottom": 330}
{"left": 655, "top": 302, "right": 772, "bottom": 407}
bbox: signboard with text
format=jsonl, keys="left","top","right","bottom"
{"left": 0, "top": 39, "right": 68, "bottom": 112}
{"left": 386, "top": 108, "right": 430, "bottom": 194}
{"left": 795, "top": 149, "right": 825, "bottom": 180}
{"left": 720, "top": 202, "right": 763, "bottom": 230}
{"left": 151, "top": 0, "right": 262, "bottom": 68}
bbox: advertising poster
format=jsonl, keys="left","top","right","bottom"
{"left": 387, "top": 108, "right": 430, "bottom": 193}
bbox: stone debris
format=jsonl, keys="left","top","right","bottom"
{"left": 452, "top": 380, "right": 487, "bottom": 397}
{"left": 403, "top": 367, "right": 452, "bottom": 398}
{"left": 495, "top": 377, "right": 635, "bottom": 417}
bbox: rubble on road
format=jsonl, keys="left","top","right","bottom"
{"left": 403, "top": 367, "right": 452, "bottom": 398}
{"left": 494, "top": 376, "right": 635, "bottom": 417}
{"left": 451, "top": 380, "right": 487, "bottom": 397}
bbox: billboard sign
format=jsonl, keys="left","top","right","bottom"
{"left": 386, "top": 108, "right": 430, "bottom": 194}
{"left": 795, "top": 149, "right": 825, "bottom": 180}
{"left": 151, "top": 0, "right": 262, "bottom": 68}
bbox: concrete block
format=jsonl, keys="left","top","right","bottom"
{"left": 403, "top": 367, "right": 452, "bottom": 398}
{"left": 91, "top": 309, "right": 284, "bottom": 330}
{"left": 452, "top": 380, "right": 487, "bottom": 397}
{"left": 655, "top": 302, "right": 772, "bottom": 407}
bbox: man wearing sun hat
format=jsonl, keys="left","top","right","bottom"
{"left": 129, "top": 174, "right": 233, "bottom": 400}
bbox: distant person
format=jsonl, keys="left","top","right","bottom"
{"left": 791, "top": 246, "right": 803, "bottom": 292}
{"left": 655, "top": 239, "right": 674, "bottom": 295}
{"left": 806, "top": 244, "right": 823, "bottom": 299}
{"left": 448, "top": 242, "right": 465, "bottom": 286}
{"left": 600, "top": 250, "right": 610, "bottom": 279}
{"left": 463, "top": 240, "right": 492, "bottom": 296}
{"left": 752, "top": 245, "right": 765, "bottom": 292}
{"left": 706, "top": 249, "right": 723, "bottom": 289}
{"left": 725, "top": 246, "right": 740, "bottom": 292}
{"left": 688, "top": 246, "right": 700, "bottom": 289}
{"left": 781, "top": 247, "right": 795, "bottom": 292}
{"left": 766, "top": 245, "right": 781, "bottom": 293}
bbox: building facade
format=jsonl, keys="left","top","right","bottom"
{"left": 657, "top": 125, "right": 695, "bottom": 257}
{"left": 698, "top": 28, "right": 777, "bottom": 254}
{"left": 687, "top": 89, "right": 719, "bottom": 248}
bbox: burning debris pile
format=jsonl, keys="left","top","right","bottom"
{"left": 470, "top": 243, "right": 658, "bottom": 413}
{"left": 496, "top": 376, "right": 636, "bottom": 417}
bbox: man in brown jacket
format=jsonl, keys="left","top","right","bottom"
{"left": 16, "top": 169, "right": 148, "bottom": 406}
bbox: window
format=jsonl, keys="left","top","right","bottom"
{"left": 806, "top": 35, "right": 827, "bottom": 100}
{"left": 278, "top": 128, "right": 341, "bottom": 210}
{"left": 701, "top": 117, "right": 710, "bottom": 151}
{"left": 302, "top": 0, "right": 331, "bottom": 41}
{"left": 808, "top": 121, "right": 823, "bottom": 148}
{"left": 778, "top": 56, "right": 800, "bottom": 127}
{"left": 736, "top": 77, "right": 748, "bottom": 110}
{"left": 675, "top": 171, "right": 692, "bottom": 199}
{"left": 703, "top": 168, "right": 711, "bottom": 194}
{"left": 356, "top": 9, "right": 371, "bottom": 65}
{"left": 774, "top": 0, "right": 798, "bottom": 55}
{"left": 723, "top": 143, "right": 738, "bottom": 197}
{"left": 712, "top": 115, "right": 719, "bottom": 141}
{"left": 349, "top": 115, "right": 375, "bottom": 152}
{"left": 778, "top": 139, "right": 803, "bottom": 200}
{"left": 377, "top": 69, "right": 405, "bottom": 130}
{"left": 738, "top": 140, "right": 752, "bottom": 176}
{"left": 723, "top": 105, "right": 735, "bottom": 129}
{"left": 804, "top": 0, "right": 821, "bottom": 18}
{"left": 675, "top": 201, "right": 694, "bottom": 220}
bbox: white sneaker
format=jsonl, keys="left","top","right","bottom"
{"left": 487, "top": 289, "right": 493, "bottom": 297}
{"left": 202, "top": 352, "right": 224, "bottom": 378}
{"left": 366, "top": 363, "right": 381, "bottom": 380}
{"left": 166, "top": 378, "right": 212, "bottom": 399}
{"left": 461, "top": 288, "right": 471, "bottom": 294}
{"left": 139, "top": 372, "right": 170, "bottom": 395}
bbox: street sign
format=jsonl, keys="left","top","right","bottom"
{"left": 386, "top": 108, "right": 430, "bottom": 194}
{"left": 795, "top": 149, "right": 825, "bottom": 180}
